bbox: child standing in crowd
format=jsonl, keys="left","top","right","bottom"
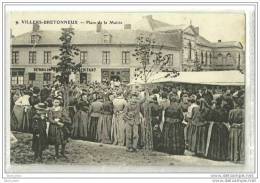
{"left": 48, "top": 97, "right": 71, "bottom": 159}
{"left": 31, "top": 103, "right": 48, "bottom": 162}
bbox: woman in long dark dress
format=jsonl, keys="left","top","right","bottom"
{"left": 97, "top": 93, "right": 113, "bottom": 144}
{"left": 190, "top": 98, "right": 211, "bottom": 156}
{"left": 206, "top": 97, "right": 229, "bottom": 161}
{"left": 71, "top": 93, "right": 89, "bottom": 140}
{"left": 13, "top": 90, "right": 32, "bottom": 133}
{"left": 162, "top": 94, "right": 185, "bottom": 155}
{"left": 228, "top": 97, "right": 245, "bottom": 162}
{"left": 149, "top": 96, "right": 162, "bottom": 151}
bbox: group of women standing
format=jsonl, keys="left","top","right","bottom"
{"left": 10, "top": 83, "right": 245, "bottom": 163}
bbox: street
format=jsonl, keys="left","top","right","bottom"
{"left": 11, "top": 131, "right": 241, "bottom": 167}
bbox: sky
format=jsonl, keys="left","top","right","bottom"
{"left": 10, "top": 12, "right": 245, "bottom": 45}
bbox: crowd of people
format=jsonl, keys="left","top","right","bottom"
{"left": 10, "top": 79, "right": 245, "bottom": 163}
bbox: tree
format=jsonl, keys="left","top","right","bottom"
{"left": 53, "top": 27, "right": 81, "bottom": 106}
{"left": 132, "top": 32, "right": 180, "bottom": 150}
{"left": 53, "top": 27, "right": 81, "bottom": 85}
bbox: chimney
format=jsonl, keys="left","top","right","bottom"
{"left": 32, "top": 23, "right": 40, "bottom": 32}
{"left": 218, "top": 40, "right": 222, "bottom": 43}
{"left": 124, "top": 24, "right": 131, "bottom": 30}
{"left": 96, "top": 23, "right": 102, "bottom": 33}
{"left": 194, "top": 26, "right": 199, "bottom": 35}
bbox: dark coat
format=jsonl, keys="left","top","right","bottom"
{"left": 31, "top": 114, "right": 48, "bottom": 152}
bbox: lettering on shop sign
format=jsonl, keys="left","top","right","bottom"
{"left": 33, "top": 68, "right": 54, "bottom": 72}
{"left": 30, "top": 67, "right": 96, "bottom": 73}
{"left": 80, "top": 68, "right": 97, "bottom": 72}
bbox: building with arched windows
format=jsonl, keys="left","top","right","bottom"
{"left": 11, "top": 15, "right": 245, "bottom": 86}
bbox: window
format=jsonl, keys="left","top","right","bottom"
{"left": 238, "top": 53, "right": 241, "bottom": 67}
{"left": 209, "top": 53, "right": 212, "bottom": 65}
{"left": 43, "top": 73, "right": 51, "bottom": 81}
{"left": 11, "top": 70, "right": 24, "bottom": 85}
{"left": 201, "top": 51, "right": 204, "bottom": 64}
{"left": 102, "top": 51, "right": 110, "bottom": 64}
{"left": 44, "top": 51, "right": 51, "bottom": 64}
{"left": 80, "top": 51, "right": 88, "bottom": 64}
{"left": 217, "top": 53, "right": 223, "bottom": 65}
{"left": 103, "top": 34, "right": 111, "bottom": 43}
{"left": 166, "top": 54, "right": 174, "bottom": 66}
{"left": 226, "top": 53, "right": 232, "bottom": 65}
{"left": 29, "top": 51, "right": 36, "bottom": 64}
{"left": 28, "top": 73, "right": 36, "bottom": 84}
{"left": 188, "top": 41, "right": 192, "bottom": 59}
{"left": 12, "top": 51, "right": 19, "bottom": 64}
{"left": 205, "top": 52, "right": 208, "bottom": 65}
{"left": 31, "top": 35, "right": 37, "bottom": 44}
{"left": 122, "top": 51, "right": 130, "bottom": 64}
{"left": 31, "top": 35, "right": 40, "bottom": 44}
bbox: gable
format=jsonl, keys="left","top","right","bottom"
{"left": 183, "top": 26, "right": 197, "bottom": 36}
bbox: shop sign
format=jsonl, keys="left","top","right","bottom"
{"left": 80, "top": 67, "right": 97, "bottom": 73}
{"left": 27, "top": 67, "right": 57, "bottom": 73}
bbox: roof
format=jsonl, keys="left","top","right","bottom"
{"left": 12, "top": 15, "right": 243, "bottom": 49}
{"left": 12, "top": 29, "right": 182, "bottom": 49}
{"left": 134, "top": 15, "right": 171, "bottom": 31}
{"left": 212, "top": 41, "right": 243, "bottom": 48}
{"left": 131, "top": 70, "right": 245, "bottom": 86}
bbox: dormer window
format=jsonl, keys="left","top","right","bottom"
{"left": 31, "top": 34, "right": 40, "bottom": 44}
{"left": 103, "top": 34, "right": 111, "bottom": 44}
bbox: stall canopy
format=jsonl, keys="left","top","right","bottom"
{"left": 131, "top": 70, "right": 245, "bottom": 86}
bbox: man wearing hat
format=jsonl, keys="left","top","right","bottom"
{"left": 31, "top": 103, "right": 48, "bottom": 162}
{"left": 124, "top": 92, "right": 141, "bottom": 152}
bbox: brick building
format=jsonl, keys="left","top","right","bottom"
{"left": 11, "top": 15, "right": 244, "bottom": 86}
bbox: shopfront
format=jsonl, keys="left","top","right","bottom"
{"left": 101, "top": 68, "right": 130, "bottom": 84}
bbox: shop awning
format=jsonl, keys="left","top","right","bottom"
{"left": 130, "top": 70, "right": 245, "bottom": 86}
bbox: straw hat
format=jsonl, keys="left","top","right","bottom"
{"left": 34, "top": 103, "right": 48, "bottom": 112}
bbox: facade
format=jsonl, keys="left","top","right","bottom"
{"left": 11, "top": 15, "right": 245, "bottom": 87}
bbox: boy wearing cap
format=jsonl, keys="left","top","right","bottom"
{"left": 31, "top": 103, "right": 48, "bottom": 162}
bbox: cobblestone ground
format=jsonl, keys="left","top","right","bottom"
{"left": 10, "top": 131, "right": 242, "bottom": 169}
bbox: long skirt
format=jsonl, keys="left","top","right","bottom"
{"left": 71, "top": 110, "right": 89, "bottom": 140}
{"left": 162, "top": 122, "right": 185, "bottom": 155}
{"left": 153, "top": 124, "right": 163, "bottom": 151}
{"left": 48, "top": 124, "right": 67, "bottom": 145}
{"left": 68, "top": 106, "right": 76, "bottom": 125}
{"left": 206, "top": 122, "right": 229, "bottom": 161}
{"left": 97, "top": 114, "right": 113, "bottom": 144}
{"left": 111, "top": 112, "right": 125, "bottom": 146}
{"left": 228, "top": 124, "right": 245, "bottom": 162}
{"left": 21, "top": 107, "right": 32, "bottom": 133}
{"left": 88, "top": 116, "right": 99, "bottom": 142}
{"left": 138, "top": 116, "right": 145, "bottom": 148}
{"left": 151, "top": 117, "right": 161, "bottom": 151}
{"left": 187, "top": 123, "right": 209, "bottom": 155}
{"left": 12, "top": 105, "right": 32, "bottom": 133}
{"left": 186, "top": 123, "right": 196, "bottom": 152}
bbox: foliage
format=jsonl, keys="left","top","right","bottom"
{"left": 53, "top": 27, "right": 81, "bottom": 84}
{"left": 132, "top": 33, "right": 180, "bottom": 84}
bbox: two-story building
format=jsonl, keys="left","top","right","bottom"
{"left": 11, "top": 15, "right": 245, "bottom": 87}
